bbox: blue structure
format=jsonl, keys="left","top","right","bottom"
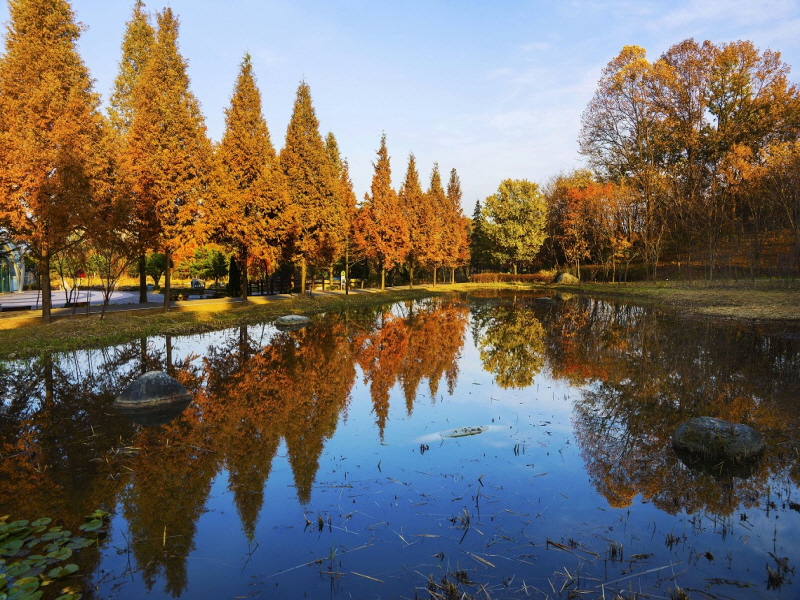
{"left": 0, "top": 239, "right": 25, "bottom": 293}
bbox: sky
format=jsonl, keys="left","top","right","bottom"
{"left": 2, "top": 0, "right": 800, "bottom": 210}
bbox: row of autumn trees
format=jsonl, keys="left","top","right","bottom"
{"left": 471, "top": 39, "right": 800, "bottom": 281}
{"left": 0, "top": 0, "right": 469, "bottom": 323}
{"left": 557, "top": 40, "right": 800, "bottom": 280}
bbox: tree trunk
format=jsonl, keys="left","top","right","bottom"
{"left": 139, "top": 253, "right": 147, "bottom": 303}
{"left": 239, "top": 246, "right": 248, "bottom": 305}
{"left": 451, "top": 267, "right": 455, "bottom": 284}
{"left": 16, "top": 249, "right": 26, "bottom": 293}
{"left": 40, "top": 251, "right": 52, "bottom": 324}
{"left": 163, "top": 248, "right": 171, "bottom": 313}
{"left": 381, "top": 268, "right": 385, "bottom": 291}
{"left": 433, "top": 266, "right": 437, "bottom": 287}
{"left": 409, "top": 264, "right": 414, "bottom": 288}
{"left": 300, "top": 257, "right": 306, "bottom": 295}
{"left": 513, "top": 263, "right": 517, "bottom": 276}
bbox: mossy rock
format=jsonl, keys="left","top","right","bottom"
{"left": 672, "top": 417, "right": 765, "bottom": 463}
{"left": 554, "top": 272, "right": 579, "bottom": 284}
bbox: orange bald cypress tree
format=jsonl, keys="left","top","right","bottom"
{"left": 213, "top": 54, "right": 290, "bottom": 302}
{"left": 108, "top": 0, "right": 155, "bottom": 304}
{"left": 353, "top": 134, "right": 410, "bottom": 290}
{"left": 398, "top": 154, "right": 426, "bottom": 287}
{"left": 325, "top": 132, "right": 356, "bottom": 288}
{"left": 422, "top": 164, "right": 448, "bottom": 286}
{"left": 0, "top": 0, "right": 105, "bottom": 323}
{"left": 445, "top": 168, "right": 470, "bottom": 283}
{"left": 280, "top": 82, "right": 339, "bottom": 294}
{"left": 123, "top": 8, "right": 212, "bottom": 311}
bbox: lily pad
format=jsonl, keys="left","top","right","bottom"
{"left": 45, "top": 548, "right": 72, "bottom": 561}
{"left": 47, "top": 564, "right": 78, "bottom": 579}
{"left": 30, "top": 519, "right": 51, "bottom": 528}
{"left": 78, "top": 520, "right": 102, "bottom": 533}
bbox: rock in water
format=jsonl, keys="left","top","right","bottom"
{"left": 114, "top": 371, "right": 192, "bottom": 426}
{"left": 275, "top": 314, "right": 312, "bottom": 331}
{"left": 534, "top": 296, "right": 556, "bottom": 306}
{"left": 673, "top": 417, "right": 765, "bottom": 462}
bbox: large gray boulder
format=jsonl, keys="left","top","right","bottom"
{"left": 673, "top": 417, "right": 765, "bottom": 462}
{"left": 114, "top": 371, "right": 192, "bottom": 426}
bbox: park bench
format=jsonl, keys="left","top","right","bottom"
{"left": 0, "top": 305, "right": 32, "bottom": 312}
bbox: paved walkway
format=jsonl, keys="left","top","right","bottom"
{"left": 0, "top": 285, "right": 386, "bottom": 323}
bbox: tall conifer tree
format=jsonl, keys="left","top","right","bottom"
{"left": 109, "top": 0, "right": 155, "bottom": 303}
{"left": 0, "top": 0, "right": 105, "bottom": 323}
{"left": 280, "top": 82, "right": 338, "bottom": 294}
{"left": 124, "top": 8, "right": 212, "bottom": 311}
{"left": 470, "top": 199, "right": 493, "bottom": 272}
{"left": 353, "top": 134, "right": 410, "bottom": 290}
{"left": 445, "top": 168, "right": 470, "bottom": 283}
{"left": 213, "top": 54, "right": 290, "bottom": 302}
{"left": 423, "top": 164, "right": 448, "bottom": 286}
{"left": 325, "top": 132, "right": 355, "bottom": 288}
{"left": 398, "top": 154, "right": 426, "bottom": 287}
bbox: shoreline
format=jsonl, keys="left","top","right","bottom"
{"left": 1, "top": 280, "right": 798, "bottom": 360}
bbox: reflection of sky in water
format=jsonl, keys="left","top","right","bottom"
{"left": 3, "top": 295, "right": 799, "bottom": 599}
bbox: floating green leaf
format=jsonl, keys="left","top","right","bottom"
{"left": 0, "top": 540, "right": 23, "bottom": 556}
{"left": 5, "top": 563, "right": 31, "bottom": 578}
{"left": 78, "top": 521, "right": 101, "bottom": 533}
{"left": 45, "top": 548, "right": 71, "bottom": 561}
{"left": 29, "top": 519, "right": 51, "bottom": 528}
{"left": 47, "top": 564, "right": 78, "bottom": 579}
{"left": 65, "top": 538, "right": 92, "bottom": 551}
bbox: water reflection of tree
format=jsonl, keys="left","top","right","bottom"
{"left": 547, "top": 297, "right": 800, "bottom": 516}
{"left": 472, "top": 302, "right": 545, "bottom": 388}
{"left": 354, "top": 299, "right": 469, "bottom": 437}
{"left": 0, "top": 347, "right": 145, "bottom": 593}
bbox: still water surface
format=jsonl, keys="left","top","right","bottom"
{"left": 1, "top": 292, "right": 799, "bottom": 599}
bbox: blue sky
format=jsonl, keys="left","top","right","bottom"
{"left": 2, "top": 0, "right": 800, "bottom": 209}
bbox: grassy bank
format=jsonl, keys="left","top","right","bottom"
{"left": 2, "top": 280, "right": 798, "bottom": 360}
{"left": 0, "top": 288, "right": 441, "bottom": 360}
{"left": 552, "top": 279, "right": 800, "bottom": 322}
{"left": 439, "top": 279, "right": 800, "bottom": 322}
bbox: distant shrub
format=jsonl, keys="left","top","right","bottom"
{"left": 470, "top": 272, "right": 553, "bottom": 284}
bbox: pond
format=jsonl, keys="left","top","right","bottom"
{"left": 1, "top": 292, "right": 799, "bottom": 599}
